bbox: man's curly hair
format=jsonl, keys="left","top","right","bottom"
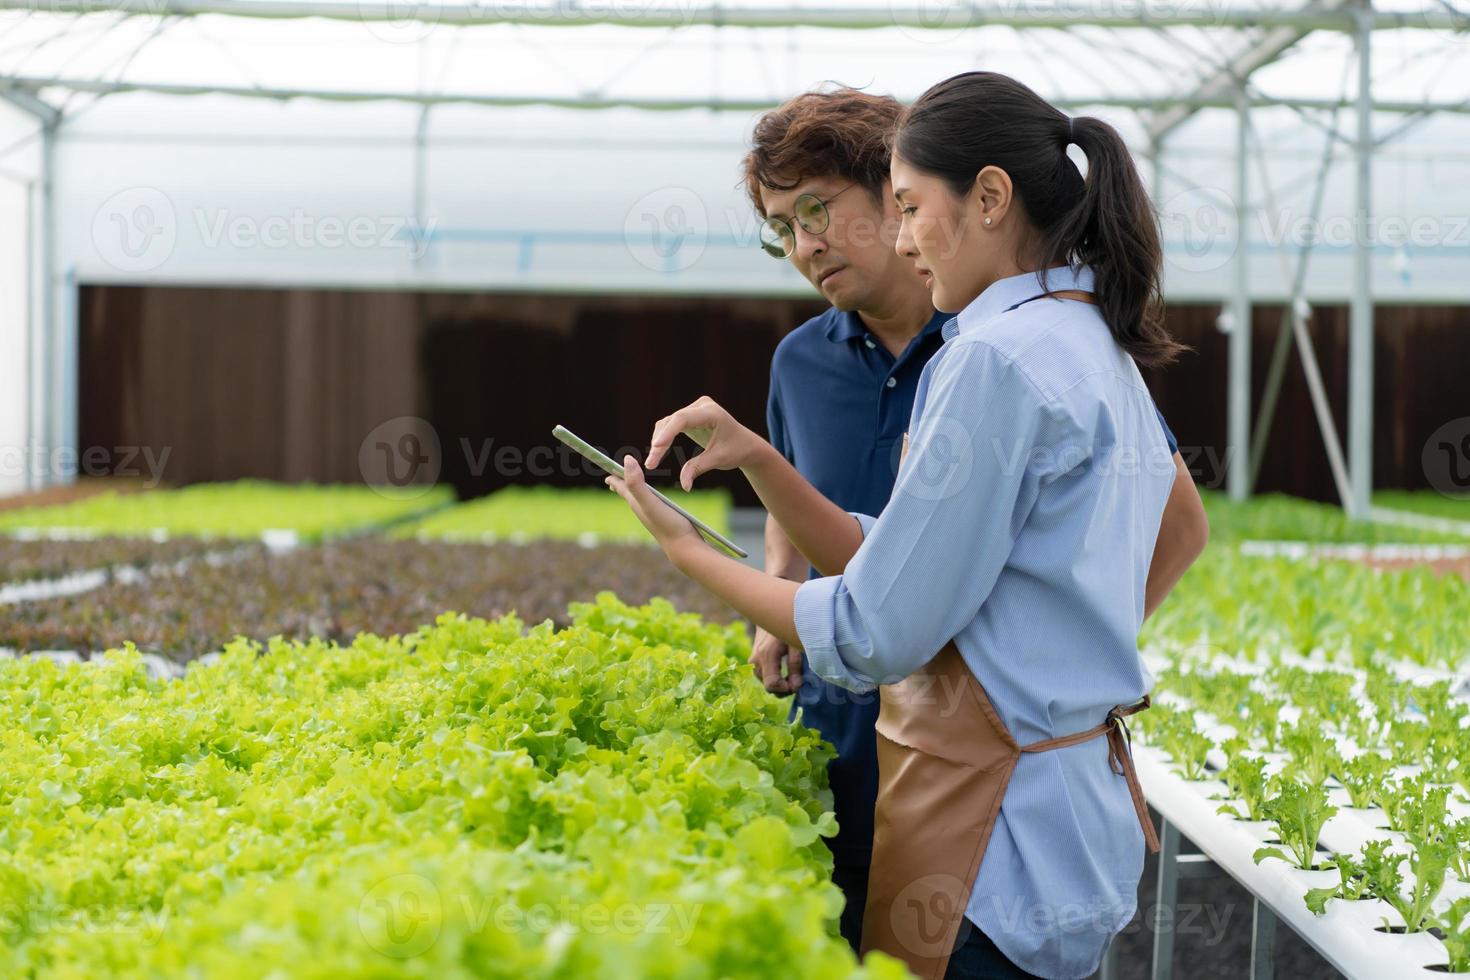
{"left": 742, "top": 87, "right": 905, "bottom": 216}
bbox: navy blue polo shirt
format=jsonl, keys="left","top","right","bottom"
{"left": 766, "top": 305, "right": 1179, "bottom": 869}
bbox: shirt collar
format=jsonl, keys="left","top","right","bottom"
{"left": 943, "top": 264, "right": 1096, "bottom": 341}
{"left": 825, "top": 307, "right": 952, "bottom": 345}
{"left": 823, "top": 308, "right": 867, "bottom": 344}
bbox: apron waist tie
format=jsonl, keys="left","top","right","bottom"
{"left": 1017, "top": 695, "right": 1161, "bottom": 853}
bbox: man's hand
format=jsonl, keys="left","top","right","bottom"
{"left": 749, "top": 626, "right": 803, "bottom": 695}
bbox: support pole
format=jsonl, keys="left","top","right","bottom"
{"left": 412, "top": 103, "right": 430, "bottom": 266}
{"left": 0, "top": 92, "right": 58, "bottom": 494}
{"left": 1249, "top": 310, "right": 1295, "bottom": 491}
{"left": 23, "top": 175, "right": 36, "bottom": 493}
{"left": 1227, "top": 83, "right": 1251, "bottom": 501}
{"left": 1097, "top": 938, "right": 1117, "bottom": 980}
{"left": 39, "top": 117, "right": 57, "bottom": 490}
{"left": 1150, "top": 134, "right": 1165, "bottom": 208}
{"left": 1151, "top": 818, "right": 1180, "bottom": 980}
{"left": 1348, "top": 3, "right": 1375, "bottom": 518}
{"left": 1250, "top": 898, "right": 1277, "bottom": 980}
{"left": 57, "top": 266, "right": 78, "bottom": 486}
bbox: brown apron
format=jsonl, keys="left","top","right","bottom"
{"left": 858, "top": 440, "right": 1158, "bottom": 977}
{"left": 859, "top": 644, "right": 1159, "bottom": 978}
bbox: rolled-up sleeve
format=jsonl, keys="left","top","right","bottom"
{"left": 793, "top": 339, "right": 1064, "bottom": 691}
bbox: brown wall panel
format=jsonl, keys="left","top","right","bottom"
{"left": 80, "top": 284, "right": 1468, "bottom": 505}
{"left": 1140, "top": 303, "right": 1470, "bottom": 502}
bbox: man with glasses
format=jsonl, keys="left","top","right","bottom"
{"left": 740, "top": 87, "right": 1210, "bottom": 954}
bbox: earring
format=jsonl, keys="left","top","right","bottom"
{"left": 983, "top": 217, "right": 992, "bottom": 226}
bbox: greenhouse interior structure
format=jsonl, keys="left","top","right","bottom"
{"left": 1, "top": 0, "right": 1469, "bottom": 977}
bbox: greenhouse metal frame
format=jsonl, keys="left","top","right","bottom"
{"left": 2, "top": 0, "right": 1468, "bottom": 513}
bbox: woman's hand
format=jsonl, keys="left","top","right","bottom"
{"left": 646, "top": 396, "right": 766, "bottom": 492}
{"left": 604, "top": 455, "right": 706, "bottom": 565}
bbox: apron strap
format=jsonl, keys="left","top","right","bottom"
{"left": 1017, "top": 696, "right": 1161, "bottom": 854}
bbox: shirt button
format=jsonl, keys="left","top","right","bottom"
{"left": 865, "top": 337, "right": 876, "bottom": 349}
{"left": 885, "top": 377, "right": 897, "bottom": 389}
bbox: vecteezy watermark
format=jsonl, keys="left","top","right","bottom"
{"left": 1116, "top": 901, "right": 1236, "bottom": 945}
{"left": 356, "top": 0, "right": 701, "bottom": 44}
{"left": 193, "top": 209, "right": 438, "bottom": 260}
{"left": 358, "top": 419, "right": 709, "bottom": 488}
{"left": 624, "top": 187, "right": 708, "bottom": 273}
{"left": 887, "top": 0, "right": 981, "bottom": 44}
{"left": 883, "top": 879, "right": 1235, "bottom": 958}
{"left": 884, "top": 418, "right": 1189, "bottom": 503}
{"left": 1159, "top": 185, "right": 1239, "bottom": 274}
{"left": 1257, "top": 210, "right": 1470, "bottom": 252}
{"left": 1421, "top": 0, "right": 1470, "bottom": 43}
{"left": 91, "top": 190, "right": 439, "bottom": 273}
{"left": 1178, "top": 444, "right": 1234, "bottom": 490}
{"left": 359, "top": 417, "right": 443, "bottom": 497}
{"left": 34, "top": 0, "right": 170, "bottom": 28}
{"left": 887, "top": 872, "right": 972, "bottom": 959}
{"left": 625, "top": 183, "right": 986, "bottom": 272}
{"left": 356, "top": 873, "right": 703, "bottom": 958}
{"left": 983, "top": 893, "right": 1235, "bottom": 945}
{"left": 888, "top": 0, "right": 1232, "bottom": 45}
{"left": 0, "top": 445, "right": 171, "bottom": 486}
{"left": 92, "top": 187, "right": 179, "bottom": 274}
{"left": 356, "top": 0, "right": 441, "bottom": 43}
{"left": 0, "top": 901, "right": 170, "bottom": 945}
{"left": 900, "top": 416, "right": 977, "bottom": 502}
{"left": 883, "top": 882, "right": 1234, "bottom": 958}
{"left": 358, "top": 873, "right": 442, "bottom": 958}
{"left": 456, "top": 438, "right": 694, "bottom": 481}
{"left": 1158, "top": 182, "right": 1470, "bottom": 275}
{"left": 1423, "top": 417, "right": 1470, "bottom": 498}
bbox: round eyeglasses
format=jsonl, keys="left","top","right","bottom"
{"left": 758, "top": 184, "right": 858, "bottom": 258}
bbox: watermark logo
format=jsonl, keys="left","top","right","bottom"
{"left": 889, "top": 872, "right": 970, "bottom": 958}
{"left": 359, "top": 417, "right": 443, "bottom": 496}
{"left": 1423, "top": 417, "right": 1470, "bottom": 497}
{"left": 194, "top": 208, "right": 436, "bottom": 260}
{"left": 624, "top": 187, "right": 707, "bottom": 273}
{"left": 900, "top": 415, "right": 975, "bottom": 502}
{"left": 50, "top": 0, "right": 171, "bottom": 29}
{"left": 358, "top": 0, "right": 441, "bottom": 43}
{"left": 357, "top": 873, "right": 442, "bottom": 958}
{"left": 888, "top": 0, "right": 976, "bottom": 44}
{"left": 92, "top": 187, "right": 177, "bottom": 273}
{"left": 1422, "top": 0, "right": 1470, "bottom": 43}
{"left": 1159, "top": 185, "right": 1237, "bottom": 274}
{"left": 0, "top": 444, "right": 170, "bottom": 485}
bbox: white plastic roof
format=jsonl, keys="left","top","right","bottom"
{"left": 0, "top": 0, "right": 1465, "bottom": 510}
{"left": 1, "top": 1, "right": 1468, "bottom": 119}
{"left": 1, "top": 0, "right": 1468, "bottom": 304}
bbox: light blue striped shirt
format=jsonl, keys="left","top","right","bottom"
{"left": 793, "top": 265, "right": 1175, "bottom": 979}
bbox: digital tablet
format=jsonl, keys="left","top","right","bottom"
{"left": 552, "top": 425, "right": 749, "bottom": 559}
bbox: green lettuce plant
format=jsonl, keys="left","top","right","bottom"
{"left": 1252, "top": 778, "right": 1337, "bottom": 871}
{"left": 1361, "top": 836, "right": 1454, "bottom": 934}
{"left": 1335, "top": 752, "right": 1392, "bottom": 809}
{"left": 1216, "top": 749, "right": 1270, "bottom": 822}
{"left": 1438, "top": 897, "right": 1470, "bottom": 973}
{"left": 0, "top": 593, "right": 903, "bottom": 978}
{"left": 1304, "top": 851, "right": 1370, "bottom": 915}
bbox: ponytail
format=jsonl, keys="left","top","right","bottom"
{"left": 894, "top": 72, "right": 1185, "bottom": 368}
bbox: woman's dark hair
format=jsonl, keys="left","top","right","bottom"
{"left": 894, "top": 71, "right": 1184, "bottom": 367}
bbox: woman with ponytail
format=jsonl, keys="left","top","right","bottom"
{"left": 605, "top": 71, "right": 1193, "bottom": 979}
